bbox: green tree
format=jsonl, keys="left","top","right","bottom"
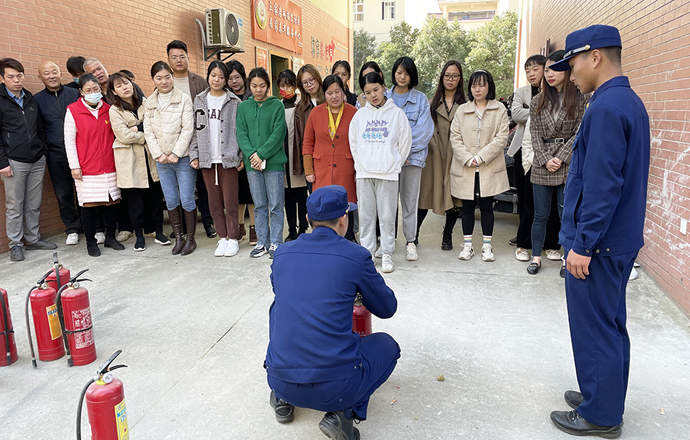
{"left": 353, "top": 29, "right": 377, "bottom": 93}
{"left": 375, "top": 22, "right": 420, "bottom": 86}
{"left": 412, "top": 16, "right": 470, "bottom": 97}
{"left": 465, "top": 11, "right": 518, "bottom": 98}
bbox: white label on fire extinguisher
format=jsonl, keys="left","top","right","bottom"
{"left": 71, "top": 307, "right": 94, "bottom": 349}
{"left": 115, "top": 399, "right": 129, "bottom": 440}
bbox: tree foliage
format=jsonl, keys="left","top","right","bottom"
{"left": 412, "top": 16, "right": 470, "bottom": 97}
{"left": 465, "top": 11, "right": 518, "bottom": 99}
{"left": 353, "top": 29, "right": 377, "bottom": 91}
{"left": 374, "top": 22, "right": 419, "bottom": 87}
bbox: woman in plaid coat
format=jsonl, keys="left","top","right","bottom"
{"left": 526, "top": 50, "right": 587, "bottom": 275}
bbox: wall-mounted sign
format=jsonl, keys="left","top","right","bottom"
{"left": 252, "top": 0, "right": 303, "bottom": 55}
{"left": 256, "top": 46, "right": 269, "bottom": 70}
{"left": 309, "top": 37, "right": 335, "bottom": 62}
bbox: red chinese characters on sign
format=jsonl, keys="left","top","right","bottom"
{"left": 252, "top": 0, "right": 302, "bottom": 54}
{"left": 310, "top": 37, "right": 336, "bottom": 62}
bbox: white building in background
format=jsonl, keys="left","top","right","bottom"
{"left": 431, "top": 0, "right": 519, "bottom": 31}
{"left": 352, "top": 0, "right": 406, "bottom": 43}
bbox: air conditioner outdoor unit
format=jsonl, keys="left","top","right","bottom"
{"left": 205, "top": 8, "right": 245, "bottom": 50}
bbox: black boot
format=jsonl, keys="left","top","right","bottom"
{"left": 269, "top": 391, "right": 294, "bottom": 423}
{"left": 441, "top": 209, "right": 460, "bottom": 251}
{"left": 318, "top": 410, "right": 360, "bottom": 440}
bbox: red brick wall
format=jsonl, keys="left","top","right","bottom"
{"left": 527, "top": 0, "right": 690, "bottom": 314}
{"left": 0, "top": 0, "right": 350, "bottom": 252}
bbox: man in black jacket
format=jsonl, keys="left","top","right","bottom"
{"left": 34, "top": 61, "right": 81, "bottom": 245}
{"left": 0, "top": 58, "right": 57, "bottom": 261}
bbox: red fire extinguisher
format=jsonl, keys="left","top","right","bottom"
{"left": 24, "top": 253, "right": 70, "bottom": 368}
{"left": 57, "top": 269, "right": 97, "bottom": 367}
{"left": 0, "top": 287, "right": 19, "bottom": 366}
{"left": 77, "top": 350, "right": 129, "bottom": 440}
{"left": 352, "top": 294, "right": 372, "bottom": 337}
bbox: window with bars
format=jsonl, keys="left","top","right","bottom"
{"left": 382, "top": 1, "right": 395, "bottom": 20}
{"left": 353, "top": 0, "right": 364, "bottom": 22}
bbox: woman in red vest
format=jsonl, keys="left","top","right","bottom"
{"left": 302, "top": 74, "right": 357, "bottom": 241}
{"left": 64, "top": 73, "right": 125, "bottom": 257}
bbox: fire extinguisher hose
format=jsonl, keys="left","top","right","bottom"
{"left": 0, "top": 292, "right": 13, "bottom": 365}
{"left": 24, "top": 270, "right": 53, "bottom": 369}
{"left": 76, "top": 377, "right": 95, "bottom": 440}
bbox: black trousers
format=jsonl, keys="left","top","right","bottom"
{"left": 122, "top": 181, "right": 164, "bottom": 238}
{"left": 284, "top": 186, "right": 308, "bottom": 233}
{"left": 196, "top": 169, "right": 213, "bottom": 227}
{"left": 82, "top": 204, "right": 117, "bottom": 246}
{"left": 45, "top": 148, "right": 81, "bottom": 234}
{"left": 513, "top": 149, "right": 561, "bottom": 250}
{"left": 461, "top": 173, "right": 494, "bottom": 237}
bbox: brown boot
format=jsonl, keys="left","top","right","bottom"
{"left": 238, "top": 223, "right": 247, "bottom": 242}
{"left": 169, "top": 206, "right": 184, "bottom": 255}
{"left": 181, "top": 208, "right": 198, "bottom": 256}
{"left": 249, "top": 224, "right": 258, "bottom": 245}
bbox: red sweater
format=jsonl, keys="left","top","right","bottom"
{"left": 302, "top": 103, "right": 357, "bottom": 202}
{"left": 68, "top": 99, "right": 115, "bottom": 176}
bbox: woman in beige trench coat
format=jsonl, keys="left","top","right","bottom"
{"left": 449, "top": 70, "right": 509, "bottom": 263}
{"left": 106, "top": 71, "right": 171, "bottom": 251}
{"left": 417, "top": 61, "right": 467, "bottom": 251}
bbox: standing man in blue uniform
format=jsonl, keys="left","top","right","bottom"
{"left": 265, "top": 185, "right": 400, "bottom": 440}
{"left": 548, "top": 25, "right": 650, "bottom": 438}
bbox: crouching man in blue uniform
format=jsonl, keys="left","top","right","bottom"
{"left": 265, "top": 185, "right": 400, "bottom": 440}
{"left": 548, "top": 25, "right": 650, "bottom": 438}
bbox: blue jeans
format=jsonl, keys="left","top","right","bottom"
{"left": 246, "top": 170, "right": 284, "bottom": 247}
{"left": 531, "top": 183, "right": 564, "bottom": 257}
{"left": 156, "top": 156, "right": 197, "bottom": 211}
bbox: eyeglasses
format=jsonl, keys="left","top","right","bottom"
{"left": 301, "top": 77, "right": 316, "bottom": 87}
{"left": 443, "top": 74, "right": 461, "bottom": 81}
{"left": 170, "top": 55, "right": 187, "bottom": 61}
{"left": 228, "top": 75, "right": 243, "bottom": 82}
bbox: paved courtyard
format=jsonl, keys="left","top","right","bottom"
{"left": 2, "top": 212, "right": 689, "bottom": 439}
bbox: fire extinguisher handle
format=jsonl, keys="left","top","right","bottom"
{"left": 37, "top": 269, "right": 53, "bottom": 286}
{"left": 96, "top": 349, "right": 123, "bottom": 376}
{"left": 69, "top": 269, "right": 91, "bottom": 284}
{"left": 52, "top": 251, "right": 59, "bottom": 265}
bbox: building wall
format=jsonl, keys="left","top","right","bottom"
{"left": 526, "top": 0, "right": 690, "bottom": 314}
{"left": 353, "top": 0, "right": 405, "bottom": 43}
{"left": 0, "top": 0, "right": 351, "bottom": 252}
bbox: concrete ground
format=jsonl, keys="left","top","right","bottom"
{"left": 1, "top": 212, "right": 689, "bottom": 440}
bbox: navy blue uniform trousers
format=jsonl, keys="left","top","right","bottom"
{"left": 268, "top": 332, "right": 400, "bottom": 420}
{"left": 564, "top": 248, "right": 637, "bottom": 427}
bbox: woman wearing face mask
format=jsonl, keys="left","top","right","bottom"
{"left": 107, "top": 71, "right": 170, "bottom": 252}
{"left": 450, "top": 70, "right": 510, "bottom": 263}
{"left": 357, "top": 61, "right": 384, "bottom": 108}
{"left": 236, "top": 67, "right": 287, "bottom": 259}
{"left": 294, "top": 65, "right": 325, "bottom": 191}
{"left": 277, "top": 69, "right": 308, "bottom": 241}
{"left": 386, "top": 56, "right": 434, "bottom": 261}
{"left": 331, "top": 60, "right": 358, "bottom": 108}
{"left": 349, "top": 72, "right": 412, "bottom": 273}
{"left": 418, "top": 60, "right": 467, "bottom": 251}
{"left": 189, "top": 61, "right": 243, "bottom": 257}
{"left": 525, "top": 50, "right": 586, "bottom": 276}
{"left": 64, "top": 73, "right": 125, "bottom": 257}
{"left": 302, "top": 74, "right": 358, "bottom": 241}
{"left": 144, "top": 61, "right": 196, "bottom": 256}
{"left": 225, "top": 60, "right": 256, "bottom": 245}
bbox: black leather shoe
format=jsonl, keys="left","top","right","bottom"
{"left": 564, "top": 390, "right": 584, "bottom": 409}
{"left": 87, "top": 243, "right": 101, "bottom": 257}
{"left": 527, "top": 261, "right": 541, "bottom": 275}
{"left": 269, "top": 391, "right": 295, "bottom": 423}
{"left": 10, "top": 245, "right": 24, "bottom": 261}
{"left": 104, "top": 237, "right": 125, "bottom": 251}
{"left": 560, "top": 265, "right": 566, "bottom": 278}
{"left": 509, "top": 236, "right": 517, "bottom": 246}
{"left": 204, "top": 223, "right": 217, "bottom": 238}
{"left": 285, "top": 230, "right": 298, "bottom": 242}
{"left": 319, "top": 410, "right": 360, "bottom": 440}
{"left": 441, "top": 227, "right": 453, "bottom": 251}
{"left": 550, "top": 410, "right": 622, "bottom": 438}
{"left": 25, "top": 239, "right": 58, "bottom": 250}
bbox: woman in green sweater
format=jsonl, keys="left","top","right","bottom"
{"left": 237, "top": 67, "right": 287, "bottom": 258}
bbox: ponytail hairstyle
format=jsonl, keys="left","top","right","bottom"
{"left": 150, "top": 61, "right": 173, "bottom": 78}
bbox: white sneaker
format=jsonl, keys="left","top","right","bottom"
{"left": 214, "top": 238, "right": 228, "bottom": 257}
{"left": 381, "top": 254, "right": 394, "bottom": 273}
{"left": 95, "top": 232, "right": 106, "bottom": 244}
{"left": 374, "top": 247, "right": 383, "bottom": 258}
{"left": 458, "top": 243, "right": 474, "bottom": 260}
{"left": 629, "top": 267, "right": 638, "bottom": 280}
{"left": 406, "top": 243, "right": 418, "bottom": 261}
{"left": 116, "top": 230, "right": 133, "bottom": 242}
{"left": 224, "top": 239, "right": 239, "bottom": 257}
{"left": 545, "top": 249, "right": 562, "bottom": 261}
{"left": 481, "top": 243, "right": 495, "bottom": 262}
{"left": 66, "top": 233, "right": 79, "bottom": 246}
{"left": 515, "top": 247, "right": 529, "bottom": 261}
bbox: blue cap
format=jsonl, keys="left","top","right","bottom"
{"left": 306, "top": 185, "right": 357, "bottom": 221}
{"left": 549, "top": 25, "right": 622, "bottom": 71}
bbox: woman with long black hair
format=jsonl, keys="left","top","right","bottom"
{"left": 331, "top": 60, "right": 358, "bottom": 107}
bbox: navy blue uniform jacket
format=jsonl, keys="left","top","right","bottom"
{"left": 266, "top": 227, "right": 398, "bottom": 384}
{"left": 34, "top": 85, "right": 79, "bottom": 150}
{"left": 560, "top": 76, "right": 650, "bottom": 256}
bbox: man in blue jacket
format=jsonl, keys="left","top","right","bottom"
{"left": 34, "top": 61, "right": 80, "bottom": 246}
{"left": 266, "top": 185, "right": 400, "bottom": 440}
{"left": 548, "top": 25, "right": 650, "bottom": 438}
